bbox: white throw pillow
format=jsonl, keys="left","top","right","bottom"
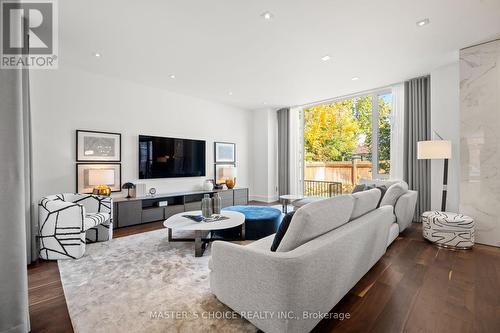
{"left": 380, "top": 183, "right": 407, "bottom": 207}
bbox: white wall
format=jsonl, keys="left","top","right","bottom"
{"left": 430, "top": 61, "right": 460, "bottom": 212}
{"left": 30, "top": 66, "right": 252, "bottom": 202}
{"left": 250, "top": 109, "right": 278, "bottom": 202}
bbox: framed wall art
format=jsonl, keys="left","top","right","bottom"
{"left": 214, "top": 142, "right": 235, "bottom": 164}
{"left": 76, "top": 163, "right": 122, "bottom": 193}
{"left": 214, "top": 163, "right": 236, "bottom": 185}
{"left": 77, "top": 130, "right": 121, "bottom": 162}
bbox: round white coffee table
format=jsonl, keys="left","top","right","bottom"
{"left": 279, "top": 195, "right": 304, "bottom": 214}
{"left": 163, "top": 210, "right": 245, "bottom": 257}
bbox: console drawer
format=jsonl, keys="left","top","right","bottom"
{"left": 116, "top": 201, "right": 142, "bottom": 227}
{"left": 165, "top": 205, "right": 185, "bottom": 219}
{"left": 142, "top": 207, "right": 165, "bottom": 223}
{"left": 184, "top": 201, "right": 202, "bottom": 211}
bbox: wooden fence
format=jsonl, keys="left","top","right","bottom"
{"left": 304, "top": 161, "right": 373, "bottom": 192}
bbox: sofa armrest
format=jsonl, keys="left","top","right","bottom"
{"left": 96, "top": 195, "right": 112, "bottom": 214}
{"left": 394, "top": 190, "right": 417, "bottom": 231}
{"left": 210, "top": 241, "right": 299, "bottom": 332}
{"left": 39, "top": 198, "right": 85, "bottom": 230}
{"left": 246, "top": 234, "right": 275, "bottom": 250}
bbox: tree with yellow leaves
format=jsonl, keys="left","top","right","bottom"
{"left": 304, "top": 94, "right": 391, "bottom": 169}
{"left": 304, "top": 99, "right": 361, "bottom": 161}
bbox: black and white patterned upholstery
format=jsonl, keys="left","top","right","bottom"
{"left": 39, "top": 193, "right": 113, "bottom": 260}
{"left": 422, "top": 211, "right": 474, "bottom": 249}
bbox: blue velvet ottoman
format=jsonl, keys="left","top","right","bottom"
{"left": 215, "top": 206, "right": 282, "bottom": 240}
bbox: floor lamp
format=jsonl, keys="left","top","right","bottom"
{"left": 417, "top": 140, "right": 452, "bottom": 211}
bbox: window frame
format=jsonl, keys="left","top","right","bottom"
{"left": 371, "top": 89, "right": 392, "bottom": 179}
{"left": 301, "top": 88, "right": 393, "bottom": 183}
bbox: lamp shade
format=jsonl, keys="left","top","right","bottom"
{"left": 88, "top": 169, "right": 115, "bottom": 186}
{"left": 417, "top": 140, "right": 452, "bottom": 159}
{"left": 221, "top": 165, "right": 237, "bottom": 179}
{"left": 122, "top": 182, "right": 136, "bottom": 189}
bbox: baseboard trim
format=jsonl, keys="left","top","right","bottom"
{"left": 249, "top": 195, "right": 279, "bottom": 203}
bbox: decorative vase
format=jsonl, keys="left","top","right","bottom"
{"left": 92, "top": 185, "right": 111, "bottom": 197}
{"left": 201, "top": 194, "right": 212, "bottom": 218}
{"left": 225, "top": 178, "right": 236, "bottom": 189}
{"left": 203, "top": 179, "right": 214, "bottom": 191}
{"left": 212, "top": 193, "right": 222, "bottom": 214}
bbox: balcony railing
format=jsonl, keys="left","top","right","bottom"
{"left": 303, "top": 180, "right": 343, "bottom": 198}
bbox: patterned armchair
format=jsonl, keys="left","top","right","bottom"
{"left": 38, "top": 193, "right": 113, "bottom": 260}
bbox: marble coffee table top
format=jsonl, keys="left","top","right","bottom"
{"left": 163, "top": 210, "right": 245, "bottom": 231}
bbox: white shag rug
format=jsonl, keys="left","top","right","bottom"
{"left": 58, "top": 229, "right": 258, "bottom": 333}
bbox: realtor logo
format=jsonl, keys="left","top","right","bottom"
{"left": 1, "top": 0, "right": 58, "bottom": 69}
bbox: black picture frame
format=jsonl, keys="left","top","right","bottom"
{"left": 76, "top": 130, "right": 121, "bottom": 162}
{"left": 214, "top": 163, "right": 236, "bottom": 185}
{"left": 214, "top": 142, "right": 236, "bottom": 164}
{"left": 76, "top": 163, "right": 122, "bottom": 194}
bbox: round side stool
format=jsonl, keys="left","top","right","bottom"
{"left": 422, "top": 211, "right": 474, "bottom": 249}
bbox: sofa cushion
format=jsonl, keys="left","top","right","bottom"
{"left": 270, "top": 211, "right": 295, "bottom": 252}
{"left": 350, "top": 188, "right": 381, "bottom": 220}
{"left": 380, "top": 183, "right": 407, "bottom": 207}
{"left": 291, "top": 196, "right": 325, "bottom": 209}
{"left": 276, "top": 195, "right": 354, "bottom": 252}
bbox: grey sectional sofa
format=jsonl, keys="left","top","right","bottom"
{"left": 293, "top": 179, "right": 417, "bottom": 246}
{"left": 209, "top": 181, "right": 417, "bottom": 333}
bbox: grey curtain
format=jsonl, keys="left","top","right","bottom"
{"left": 404, "top": 76, "right": 431, "bottom": 221}
{"left": 277, "top": 108, "right": 290, "bottom": 196}
{"left": 22, "top": 66, "right": 36, "bottom": 263}
{"left": 0, "top": 68, "right": 30, "bottom": 332}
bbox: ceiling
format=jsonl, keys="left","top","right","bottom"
{"left": 59, "top": 0, "right": 500, "bottom": 110}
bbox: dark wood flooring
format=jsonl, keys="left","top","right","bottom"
{"left": 28, "top": 206, "right": 500, "bottom": 333}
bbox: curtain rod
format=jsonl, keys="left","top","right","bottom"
{"left": 289, "top": 82, "right": 402, "bottom": 110}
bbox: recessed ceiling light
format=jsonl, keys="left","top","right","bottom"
{"left": 93, "top": 52, "right": 101, "bottom": 58}
{"left": 263, "top": 102, "right": 268, "bottom": 105}
{"left": 228, "top": 91, "right": 233, "bottom": 96}
{"left": 321, "top": 55, "right": 331, "bottom": 62}
{"left": 169, "top": 74, "right": 176, "bottom": 79}
{"left": 416, "top": 18, "right": 430, "bottom": 27}
{"left": 261, "top": 11, "right": 274, "bottom": 20}
{"left": 351, "top": 77, "right": 360, "bottom": 81}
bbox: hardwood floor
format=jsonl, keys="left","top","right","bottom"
{"left": 313, "top": 226, "right": 500, "bottom": 333}
{"left": 28, "top": 210, "right": 500, "bottom": 333}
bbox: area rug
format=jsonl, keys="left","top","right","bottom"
{"left": 58, "top": 229, "right": 258, "bottom": 333}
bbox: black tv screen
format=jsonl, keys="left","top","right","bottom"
{"left": 139, "top": 135, "right": 206, "bottom": 179}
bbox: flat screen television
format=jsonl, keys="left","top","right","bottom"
{"left": 139, "top": 135, "right": 206, "bottom": 179}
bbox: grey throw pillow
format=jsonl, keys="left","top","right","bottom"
{"left": 366, "top": 185, "right": 387, "bottom": 207}
{"left": 352, "top": 184, "right": 366, "bottom": 193}
{"left": 380, "top": 183, "right": 406, "bottom": 207}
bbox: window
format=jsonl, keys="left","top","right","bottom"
{"left": 375, "top": 92, "right": 392, "bottom": 176}
{"left": 303, "top": 90, "right": 392, "bottom": 194}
